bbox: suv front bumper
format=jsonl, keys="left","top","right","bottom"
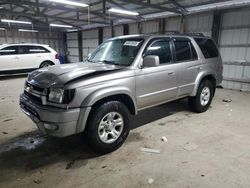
{"left": 20, "top": 93, "right": 80, "bottom": 137}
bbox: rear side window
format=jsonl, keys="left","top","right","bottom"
{"left": 194, "top": 38, "right": 219, "bottom": 58}
{"left": 173, "top": 38, "right": 192, "bottom": 62}
{"left": 0, "top": 46, "right": 18, "bottom": 55}
{"left": 18, "top": 45, "right": 50, "bottom": 54}
{"left": 144, "top": 39, "right": 172, "bottom": 64}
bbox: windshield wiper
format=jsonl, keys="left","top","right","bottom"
{"left": 86, "top": 59, "right": 94, "bottom": 63}
{"left": 98, "top": 60, "right": 126, "bottom": 66}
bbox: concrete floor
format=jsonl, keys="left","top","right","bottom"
{"left": 0, "top": 76, "right": 250, "bottom": 188}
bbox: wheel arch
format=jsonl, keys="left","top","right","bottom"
{"left": 39, "top": 60, "right": 55, "bottom": 68}
{"left": 76, "top": 87, "right": 137, "bottom": 133}
{"left": 191, "top": 72, "right": 216, "bottom": 96}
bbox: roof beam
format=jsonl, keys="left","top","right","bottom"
{"left": 168, "top": 0, "right": 187, "bottom": 13}
{"left": 118, "top": 0, "right": 182, "bottom": 14}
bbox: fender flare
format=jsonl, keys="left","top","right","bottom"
{"left": 76, "top": 86, "right": 137, "bottom": 133}
{"left": 190, "top": 71, "right": 216, "bottom": 96}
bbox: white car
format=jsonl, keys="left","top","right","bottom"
{"left": 0, "top": 43, "right": 60, "bottom": 75}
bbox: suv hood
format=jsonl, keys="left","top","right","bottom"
{"left": 27, "top": 62, "right": 122, "bottom": 88}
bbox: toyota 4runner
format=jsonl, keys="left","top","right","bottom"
{"left": 20, "top": 34, "right": 223, "bottom": 153}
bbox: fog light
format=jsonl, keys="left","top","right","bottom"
{"left": 44, "top": 123, "right": 58, "bottom": 130}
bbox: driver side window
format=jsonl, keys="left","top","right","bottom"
{"left": 144, "top": 39, "right": 172, "bottom": 64}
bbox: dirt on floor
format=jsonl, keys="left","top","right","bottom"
{"left": 0, "top": 76, "right": 250, "bottom": 188}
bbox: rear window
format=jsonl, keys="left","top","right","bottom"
{"left": 18, "top": 45, "right": 50, "bottom": 54}
{"left": 194, "top": 38, "right": 219, "bottom": 58}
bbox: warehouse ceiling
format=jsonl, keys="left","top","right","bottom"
{"left": 0, "top": 0, "right": 250, "bottom": 31}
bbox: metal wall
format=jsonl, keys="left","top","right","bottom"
{"left": 82, "top": 29, "right": 99, "bottom": 60}
{"left": 141, "top": 20, "right": 159, "bottom": 34}
{"left": 185, "top": 12, "right": 213, "bottom": 37}
{"left": 219, "top": 8, "right": 250, "bottom": 91}
{"left": 0, "top": 29, "right": 63, "bottom": 53}
{"left": 66, "top": 32, "right": 79, "bottom": 63}
{"left": 103, "top": 27, "right": 112, "bottom": 41}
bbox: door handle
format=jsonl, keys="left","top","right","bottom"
{"left": 168, "top": 71, "right": 175, "bottom": 75}
{"left": 14, "top": 56, "right": 19, "bottom": 59}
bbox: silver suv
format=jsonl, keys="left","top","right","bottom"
{"left": 20, "top": 34, "right": 223, "bottom": 153}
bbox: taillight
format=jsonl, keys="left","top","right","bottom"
{"left": 55, "top": 53, "right": 58, "bottom": 59}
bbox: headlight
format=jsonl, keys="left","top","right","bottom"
{"left": 48, "top": 88, "right": 64, "bottom": 103}
{"left": 48, "top": 88, "right": 75, "bottom": 104}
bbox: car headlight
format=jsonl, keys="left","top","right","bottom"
{"left": 48, "top": 88, "right": 64, "bottom": 103}
{"left": 48, "top": 88, "right": 75, "bottom": 104}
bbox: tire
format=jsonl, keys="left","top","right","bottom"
{"left": 188, "top": 80, "right": 214, "bottom": 113}
{"left": 40, "top": 61, "right": 54, "bottom": 68}
{"left": 85, "top": 101, "right": 131, "bottom": 154}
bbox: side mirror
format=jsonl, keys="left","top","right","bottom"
{"left": 142, "top": 55, "right": 160, "bottom": 68}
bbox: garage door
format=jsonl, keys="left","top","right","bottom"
{"left": 82, "top": 29, "right": 98, "bottom": 60}
{"left": 66, "top": 32, "right": 79, "bottom": 63}
{"left": 219, "top": 8, "right": 250, "bottom": 91}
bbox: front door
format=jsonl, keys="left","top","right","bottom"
{"left": 135, "top": 38, "right": 178, "bottom": 110}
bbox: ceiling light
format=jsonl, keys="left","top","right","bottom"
{"left": 50, "top": 23, "right": 73, "bottom": 28}
{"left": 47, "top": 0, "right": 88, "bottom": 7}
{"left": 108, "top": 8, "right": 139, "bottom": 16}
{"left": 18, "top": 29, "right": 38, "bottom": 33}
{"left": 0, "top": 28, "right": 6, "bottom": 30}
{"left": 1, "top": 19, "right": 32, "bottom": 25}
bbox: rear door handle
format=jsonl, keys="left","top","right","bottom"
{"left": 168, "top": 71, "right": 175, "bottom": 75}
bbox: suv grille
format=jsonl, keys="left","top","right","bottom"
{"left": 24, "top": 82, "right": 44, "bottom": 105}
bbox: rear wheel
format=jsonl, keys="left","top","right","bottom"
{"left": 188, "top": 80, "right": 214, "bottom": 113}
{"left": 40, "top": 61, "right": 54, "bottom": 68}
{"left": 85, "top": 101, "right": 131, "bottom": 154}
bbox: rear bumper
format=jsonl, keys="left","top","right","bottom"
{"left": 20, "top": 93, "right": 80, "bottom": 137}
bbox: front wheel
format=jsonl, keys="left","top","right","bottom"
{"left": 188, "top": 80, "right": 214, "bottom": 113}
{"left": 85, "top": 101, "right": 131, "bottom": 154}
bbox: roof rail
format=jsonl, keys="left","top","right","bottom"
{"left": 186, "top": 33, "right": 205, "bottom": 37}
{"left": 165, "top": 30, "right": 181, "bottom": 35}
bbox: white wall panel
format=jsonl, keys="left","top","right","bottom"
{"left": 141, "top": 21, "right": 159, "bottom": 34}
{"left": 103, "top": 27, "right": 112, "bottom": 41}
{"left": 165, "top": 17, "right": 181, "bottom": 32}
{"left": 114, "top": 25, "right": 123, "bottom": 37}
{"left": 82, "top": 29, "right": 98, "bottom": 59}
{"left": 219, "top": 8, "right": 250, "bottom": 91}
{"left": 129, "top": 23, "right": 138, "bottom": 34}
{"left": 67, "top": 32, "right": 79, "bottom": 63}
{"left": 0, "top": 29, "right": 63, "bottom": 54}
{"left": 185, "top": 12, "right": 213, "bottom": 37}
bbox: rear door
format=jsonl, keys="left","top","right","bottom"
{"left": 17, "top": 45, "right": 41, "bottom": 69}
{"left": 172, "top": 37, "right": 202, "bottom": 97}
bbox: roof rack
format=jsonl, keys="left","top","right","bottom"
{"left": 165, "top": 30, "right": 181, "bottom": 35}
{"left": 186, "top": 33, "right": 205, "bottom": 37}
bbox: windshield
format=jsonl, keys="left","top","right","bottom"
{"left": 87, "top": 38, "right": 144, "bottom": 66}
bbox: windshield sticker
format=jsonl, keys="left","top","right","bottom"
{"left": 124, "top": 41, "right": 141, "bottom": 46}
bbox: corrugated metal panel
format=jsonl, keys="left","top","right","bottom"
{"left": 129, "top": 23, "right": 138, "bottom": 34}
{"left": 219, "top": 8, "right": 250, "bottom": 91}
{"left": 103, "top": 27, "right": 112, "bottom": 41}
{"left": 185, "top": 12, "right": 213, "bottom": 37}
{"left": 0, "top": 29, "right": 63, "bottom": 54}
{"left": 67, "top": 32, "right": 79, "bottom": 63}
{"left": 141, "top": 20, "right": 159, "bottom": 34}
{"left": 82, "top": 29, "right": 98, "bottom": 59}
{"left": 165, "top": 17, "right": 181, "bottom": 32}
{"left": 114, "top": 25, "right": 123, "bottom": 37}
